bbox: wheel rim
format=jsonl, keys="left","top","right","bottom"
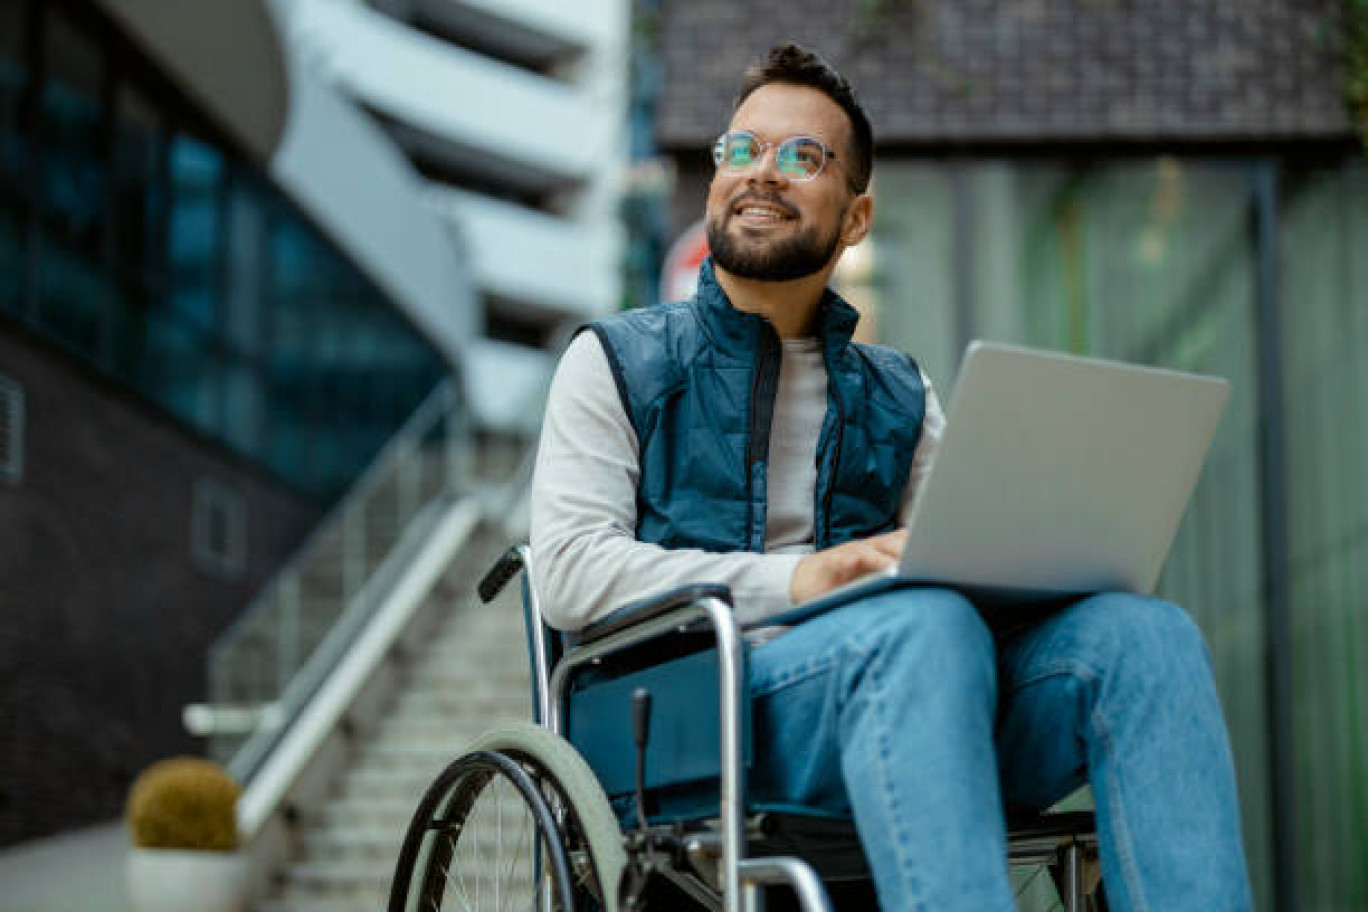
{"left": 401, "top": 751, "right": 577, "bottom": 912}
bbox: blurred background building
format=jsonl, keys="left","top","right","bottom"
{"left": 2, "top": 0, "right": 1366, "bottom": 910}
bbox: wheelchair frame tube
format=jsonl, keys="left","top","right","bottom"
{"left": 737, "top": 857, "right": 833, "bottom": 912}
{"left": 515, "top": 545, "right": 557, "bottom": 728}
{"left": 546, "top": 596, "right": 748, "bottom": 912}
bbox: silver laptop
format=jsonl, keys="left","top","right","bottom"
{"left": 796, "top": 340, "right": 1230, "bottom": 613}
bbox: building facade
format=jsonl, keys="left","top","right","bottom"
{"left": 0, "top": 0, "right": 474, "bottom": 845}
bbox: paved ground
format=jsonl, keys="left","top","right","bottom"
{"left": 0, "top": 822, "right": 135, "bottom": 912}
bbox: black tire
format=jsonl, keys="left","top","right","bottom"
{"left": 389, "top": 749, "right": 581, "bottom": 912}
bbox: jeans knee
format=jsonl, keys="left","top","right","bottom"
{"left": 1069, "top": 592, "right": 1210, "bottom": 687}
{"left": 846, "top": 586, "right": 984, "bottom": 645}
{"left": 845, "top": 587, "right": 996, "bottom": 697}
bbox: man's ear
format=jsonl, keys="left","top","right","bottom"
{"left": 841, "top": 193, "right": 874, "bottom": 247}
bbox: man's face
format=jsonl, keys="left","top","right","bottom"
{"left": 705, "top": 82, "right": 863, "bottom": 283}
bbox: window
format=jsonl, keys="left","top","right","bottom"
{"left": 0, "top": 374, "right": 24, "bottom": 484}
{"left": 191, "top": 476, "right": 247, "bottom": 579}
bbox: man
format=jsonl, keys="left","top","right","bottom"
{"left": 531, "top": 43, "right": 1252, "bottom": 911}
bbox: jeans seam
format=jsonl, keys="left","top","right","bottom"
{"left": 1003, "top": 658, "right": 1104, "bottom": 694}
{"left": 866, "top": 658, "right": 927, "bottom": 912}
{"left": 1091, "top": 681, "right": 1150, "bottom": 912}
{"left": 1006, "top": 658, "right": 1151, "bottom": 912}
{"left": 750, "top": 654, "right": 841, "bottom": 698}
{"left": 752, "top": 633, "right": 874, "bottom": 697}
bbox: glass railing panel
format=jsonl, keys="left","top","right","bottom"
{"left": 206, "top": 378, "right": 472, "bottom": 777}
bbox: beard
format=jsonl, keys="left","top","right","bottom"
{"left": 706, "top": 195, "right": 844, "bottom": 282}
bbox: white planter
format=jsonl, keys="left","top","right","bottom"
{"left": 127, "top": 847, "right": 249, "bottom": 912}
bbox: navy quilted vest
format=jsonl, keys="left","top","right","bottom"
{"left": 587, "top": 258, "right": 926, "bottom": 553}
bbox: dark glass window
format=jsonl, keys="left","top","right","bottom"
{"left": 0, "top": 1, "right": 31, "bottom": 316}
{"left": 167, "top": 134, "right": 222, "bottom": 333}
{"left": 0, "top": 0, "right": 451, "bottom": 498}
{"left": 36, "top": 6, "right": 109, "bottom": 356}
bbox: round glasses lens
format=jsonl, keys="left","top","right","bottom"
{"left": 724, "top": 134, "right": 758, "bottom": 168}
{"left": 777, "top": 138, "right": 824, "bottom": 179}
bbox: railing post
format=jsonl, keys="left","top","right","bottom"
{"left": 343, "top": 504, "right": 363, "bottom": 598}
{"left": 445, "top": 394, "right": 472, "bottom": 496}
{"left": 278, "top": 577, "right": 300, "bottom": 691}
{"left": 396, "top": 435, "right": 418, "bottom": 531}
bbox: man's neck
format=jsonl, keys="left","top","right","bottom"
{"left": 713, "top": 264, "right": 835, "bottom": 339}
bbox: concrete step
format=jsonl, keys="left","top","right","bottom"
{"left": 297, "top": 821, "right": 535, "bottom": 866}
{"left": 339, "top": 767, "right": 443, "bottom": 803}
{"left": 298, "top": 826, "right": 403, "bottom": 864}
{"left": 258, "top": 895, "right": 387, "bottom": 912}
{"left": 396, "top": 672, "right": 531, "bottom": 701}
{"left": 312, "top": 797, "right": 418, "bottom": 830}
{"left": 412, "top": 649, "right": 525, "bottom": 675}
{"left": 422, "top": 618, "right": 527, "bottom": 649}
{"left": 359, "top": 741, "right": 516, "bottom": 773}
{"left": 279, "top": 858, "right": 393, "bottom": 894}
{"left": 371, "top": 716, "right": 532, "bottom": 744}
{"left": 392, "top": 687, "right": 529, "bottom": 717}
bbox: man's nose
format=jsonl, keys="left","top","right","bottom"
{"left": 748, "top": 144, "right": 790, "bottom": 184}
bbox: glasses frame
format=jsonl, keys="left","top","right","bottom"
{"left": 711, "top": 131, "right": 845, "bottom": 184}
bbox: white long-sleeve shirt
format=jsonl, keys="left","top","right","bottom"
{"left": 529, "top": 331, "right": 945, "bottom": 631}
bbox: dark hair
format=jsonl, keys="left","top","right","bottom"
{"left": 734, "top": 43, "right": 873, "bottom": 194}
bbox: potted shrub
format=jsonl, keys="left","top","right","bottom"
{"left": 125, "top": 756, "right": 248, "bottom": 912}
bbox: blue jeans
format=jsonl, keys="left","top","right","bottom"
{"left": 748, "top": 587, "right": 1253, "bottom": 911}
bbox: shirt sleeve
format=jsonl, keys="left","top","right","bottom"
{"left": 529, "top": 332, "right": 803, "bottom": 631}
{"left": 898, "top": 370, "right": 946, "bottom": 527}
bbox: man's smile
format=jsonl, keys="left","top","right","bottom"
{"left": 729, "top": 195, "right": 799, "bottom": 229}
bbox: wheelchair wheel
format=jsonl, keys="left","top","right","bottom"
{"left": 389, "top": 724, "right": 626, "bottom": 912}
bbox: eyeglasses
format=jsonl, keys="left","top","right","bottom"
{"left": 712, "top": 131, "right": 842, "bottom": 182}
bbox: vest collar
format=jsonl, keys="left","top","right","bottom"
{"left": 693, "top": 256, "right": 861, "bottom": 355}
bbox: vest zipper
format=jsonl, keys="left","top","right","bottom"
{"left": 746, "top": 325, "right": 781, "bottom": 550}
{"left": 820, "top": 360, "right": 846, "bottom": 549}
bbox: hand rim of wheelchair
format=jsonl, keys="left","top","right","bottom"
{"left": 388, "top": 722, "right": 628, "bottom": 912}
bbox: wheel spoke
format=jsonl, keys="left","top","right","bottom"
{"left": 497, "top": 787, "right": 508, "bottom": 912}
{"left": 451, "top": 830, "right": 476, "bottom": 910}
{"left": 500, "top": 802, "right": 532, "bottom": 912}
{"left": 437, "top": 838, "right": 475, "bottom": 912}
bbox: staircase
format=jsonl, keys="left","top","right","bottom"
{"left": 259, "top": 530, "right": 532, "bottom": 911}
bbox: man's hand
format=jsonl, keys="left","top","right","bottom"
{"left": 789, "top": 528, "right": 908, "bottom": 604}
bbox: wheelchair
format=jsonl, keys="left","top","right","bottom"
{"left": 387, "top": 545, "right": 1108, "bottom": 911}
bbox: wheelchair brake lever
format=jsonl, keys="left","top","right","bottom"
{"left": 632, "top": 688, "right": 652, "bottom": 832}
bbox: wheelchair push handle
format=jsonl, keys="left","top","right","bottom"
{"left": 478, "top": 545, "right": 527, "bottom": 603}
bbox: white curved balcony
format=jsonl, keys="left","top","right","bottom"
{"left": 424, "top": 0, "right": 622, "bottom": 51}
{"left": 463, "top": 339, "right": 556, "bottom": 432}
{"left": 267, "top": 0, "right": 478, "bottom": 362}
{"left": 283, "top": 0, "right": 616, "bottom": 195}
{"left": 426, "top": 185, "right": 621, "bottom": 320}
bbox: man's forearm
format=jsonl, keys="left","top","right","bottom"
{"left": 530, "top": 523, "right": 801, "bottom": 630}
